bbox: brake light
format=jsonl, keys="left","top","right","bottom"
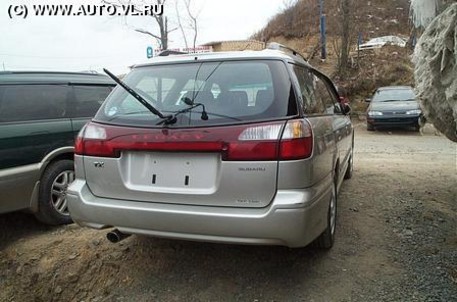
{"left": 279, "top": 119, "right": 313, "bottom": 160}
{"left": 74, "top": 123, "right": 89, "bottom": 155}
{"left": 75, "top": 120, "right": 313, "bottom": 161}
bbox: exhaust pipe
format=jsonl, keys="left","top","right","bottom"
{"left": 106, "top": 229, "right": 131, "bottom": 243}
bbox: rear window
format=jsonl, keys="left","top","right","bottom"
{"left": 94, "top": 60, "right": 296, "bottom": 127}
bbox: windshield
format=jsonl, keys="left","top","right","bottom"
{"left": 372, "top": 88, "right": 416, "bottom": 102}
{"left": 94, "top": 60, "right": 296, "bottom": 127}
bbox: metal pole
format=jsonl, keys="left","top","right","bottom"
{"left": 319, "top": 0, "right": 323, "bottom": 18}
{"left": 319, "top": 0, "right": 327, "bottom": 59}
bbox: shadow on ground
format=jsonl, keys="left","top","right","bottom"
{"left": 0, "top": 212, "right": 58, "bottom": 251}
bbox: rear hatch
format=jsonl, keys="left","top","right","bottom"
{"left": 76, "top": 59, "right": 312, "bottom": 208}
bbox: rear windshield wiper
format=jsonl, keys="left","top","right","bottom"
{"left": 103, "top": 68, "right": 172, "bottom": 121}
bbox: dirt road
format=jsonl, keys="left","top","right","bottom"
{"left": 1, "top": 124, "right": 456, "bottom": 302}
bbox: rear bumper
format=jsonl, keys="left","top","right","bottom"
{"left": 367, "top": 115, "right": 421, "bottom": 127}
{"left": 67, "top": 175, "right": 332, "bottom": 248}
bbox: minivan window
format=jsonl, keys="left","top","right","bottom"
{"left": 95, "top": 60, "right": 295, "bottom": 127}
{"left": 72, "top": 85, "right": 113, "bottom": 117}
{"left": 0, "top": 85, "right": 70, "bottom": 122}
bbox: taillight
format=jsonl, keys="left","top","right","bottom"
{"left": 74, "top": 123, "right": 89, "bottom": 155}
{"left": 279, "top": 120, "right": 313, "bottom": 160}
{"left": 74, "top": 123, "right": 109, "bottom": 156}
{"left": 228, "top": 123, "right": 282, "bottom": 160}
{"left": 75, "top": 120, "right": 313, "bottom": 161}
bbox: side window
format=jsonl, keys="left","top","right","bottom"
{"left": 0, "top": 85, "right": 69, "bottom": 122}
{"left": 72, "top": 85, "right": 113, "bottom": 117}
{"left": 314, "top": 75, "right": 336, "bottom": 114}
{"left": 293, "top": 65, "right": 325, "bottom": 115}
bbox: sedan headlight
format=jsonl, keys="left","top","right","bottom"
{"left": 406, "top": 109, "right": 422, "bottom": 115}
{"left": 368, "top": 111, "right": 383, "bottom": 116}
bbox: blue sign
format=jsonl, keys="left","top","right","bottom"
{"left": 147, "top": 46, "right": 154, "bottom": 58}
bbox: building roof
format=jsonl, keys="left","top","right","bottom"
{"left": 201, "top": 40, "right": 265, "bottom": 46}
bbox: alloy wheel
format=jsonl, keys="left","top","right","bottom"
{"left": 50, "top": 170, "right": 75, "bottom": 215}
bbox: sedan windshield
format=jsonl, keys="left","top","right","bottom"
{"left": 372, "top": 88, "right": 416, "bottom": 102}
{"left": 94, "top": 60, "right": 296, "bottom": 127}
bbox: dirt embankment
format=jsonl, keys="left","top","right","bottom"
{"left": 0, "top": 125, "right": 456, "bottom": 302}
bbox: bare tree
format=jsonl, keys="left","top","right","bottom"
{"left": 175, "top": 0, "right": 201, "bottom": 49}
{"left": 184, "top": 0, "right": 200, "bottom": 49}
{"left": 175, "top": 0, "right": 188, "bottom": 48}
{"left": 338, "top": 0, "right": 352, "bottom": 77}
{"left": 102, "top": 0, "right": 176, "bottom": 50}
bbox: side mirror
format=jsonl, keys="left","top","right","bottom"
{"left": 365, "top": 98, "right": 372, "bottom": 103}
{"left": 341, "top": 104, "right": 351, "bottom": 115}
{"left": 339, "top": 96, "right": 351, "bottom": 105}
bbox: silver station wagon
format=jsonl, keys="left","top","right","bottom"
{"left": 68, "top": 44, "right": 354, "bottom": 248}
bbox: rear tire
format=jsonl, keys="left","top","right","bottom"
{"left": 313, "top": 180, "right": 338, "bottom": 249}
{"left": 367, "top": 123, "right": 374, "bottom": 131}
{"left": 35, "top": 160, "right": 74, "bottom": 225}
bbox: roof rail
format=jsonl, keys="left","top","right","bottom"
{"left": 266, "top": 42, "right": 307, "bottom": 62}
{"left": 157, "top": 50, "right": 188, "bottom": 57}
{"left": 79, "top": 70, "right": 99, "bottom": 74}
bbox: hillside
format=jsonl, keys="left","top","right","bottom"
{"left": 254, "top": 0, "right": 411, "bottom": 45}
{"left": 252, "top": 0, "right": 415, "bottom": 109}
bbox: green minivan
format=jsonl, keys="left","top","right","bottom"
{"left": 0, "top": 71, "right": 115, "bottom": 224}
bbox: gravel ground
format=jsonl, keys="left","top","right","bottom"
{"left": 0, "top": 123, "right": 456, "bottom": 302}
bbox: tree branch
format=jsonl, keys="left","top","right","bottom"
{"left": 134, "top": 28, "right": 161, "bottom": 40}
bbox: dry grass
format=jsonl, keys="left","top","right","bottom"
{"left": 256, "top": 0, "right": 416, "bottom": 114}
{"left": 253, "top": 0, "right": 411, "bottom": 43}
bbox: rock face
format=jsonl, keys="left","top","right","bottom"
{"left": 413, "top": 3, "right": 457, "bottom": 142}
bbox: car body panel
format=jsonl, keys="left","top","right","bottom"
{"left": 0, "top": 119, "right": 74, "bottom": 213}
{"left": 358, "top": 35, "right": 407, "bottom": 51}
{"left": 68, "top": 49, "right": 354, "bottom": 247}
{"left": 83, "top": 153, "right": 279, "bottom": 208}
{"left": 0, "top": 119, "right": 74, "bottom": 170}
{"left": 367, "top": 115, "right": 421, "bottom": 128}
{"left": 0, "top": 71, "right": 115, "bottom": 215}
{"left": 0, "top": 164, "right": 40, "bottom": 214}
{"left": 367, "top": 86, "right": 422, "bottom": 129}
{"left": 68, "top": 171, "right": 332, "bottom": 248}
{"left": 369, "top": 100, "right": 420, "bottom": 112}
